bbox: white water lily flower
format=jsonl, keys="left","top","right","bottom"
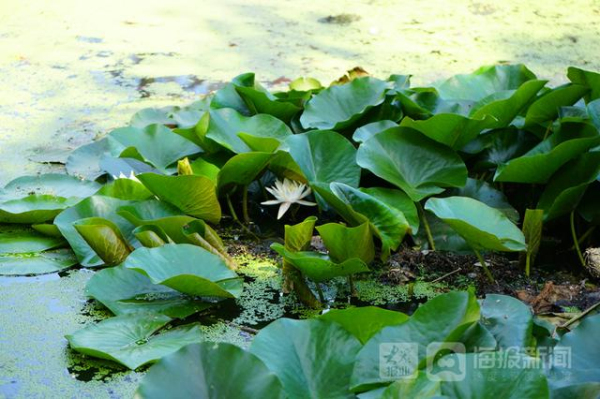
{"left": 112, "top": 171, "right": 140, "bottom": 183}
{"left": 261, "top": 178, "right": 317, "bottom": 219}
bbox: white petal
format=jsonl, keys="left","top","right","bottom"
{"left": 261, "top": 200, "right": 282, "bottom": 205}
{"left": 296, "top": 200, "right": 317, "bottom": 206}
{"left": 277, "top": 202, "right": 292, "bottom": 219}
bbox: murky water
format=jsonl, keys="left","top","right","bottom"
{"left": 2, "top": 0, "right": 600, "bottom": 397}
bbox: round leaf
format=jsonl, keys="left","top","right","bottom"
{"left": 424, "top": 196, "right": 526, "bottom": 252}
{"left": 356, "top": 127, "right": 467, "bottom": 202}
{"left": 137, "top": 342, "right": 285, "bottom": 399}
{"left": 122, "top": 244, "right": 242, "bottom": 298}
{"left": 300, "top": 77, "right": 390, "bottom": 130}
{"left": 65, "top": 313, "right": 202, "bottom": 370}
{"left": 250, "top": 318, "right": 362, "bottom": 398}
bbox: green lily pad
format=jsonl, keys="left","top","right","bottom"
{"left": 86, "top": 265, "right": 210, "bottom": 318}
{"left": 350, "top": 291, "right": 479, "bottom": 392}
{"left": 548, "top": 314, "right": 600, "bottom": 389}
{"left": 316, "top": 222, "right": 374, "bottom": 264}
{"left": 271, "top": 244, "right": 370, "bottom": 282}
{"left": 133, "top": 225, "right": 173, "bottom": 248}
{"left": 320, "top": 307, "right": 408, "bottom": 344}
{"left": 204, "top": 108, "right": 292, "bottom": 154}
{"left": 435, "top": 64, "right": 537, "bottom": 101}
{"left": 54, "top": 196, "right": 136, "bottom": 266}
{"left": 217, "top": 152, "right": 273, "bottom": 193}
{"left": 235, "top": 84, "right": 301, "bottom": 123}
{"left": 96, "top": 179, "right": 154, "bottom": 201}
{"left": 250, "top": 318, "right": 362, "bottom": 399}
{"left": 400, "top": 114, "right": 496, "bottom": 150}
{"left": 65, "top": 313, "right": 202, "bottom": 370}
{"left": 481, "top": 294, "right": 533, "bottom": 349}
{"left": 352, "top": 120, "right": 398, "bottom": 143}
{"left": 109, "top": 124, "right": 201, "bottom": 173}
{"left": 470, "top": 79, "right": 547, "bottom": 128}
{"left": 449, "top": 178, "right": 519, "bottom": 223}
{"left": 0, "top": 195, "right": 79, "bottom": 224}
{"left": 329, "top": 183, "right": 412, "bottom": 259}
{"left": 424, "top": 196, "right": 526, "bottom": 252}
{"left": 0, "top": 229, "right": 65, "bottom": 254}
{"left": 65, "top": 137, "right": 125, "bottom": 180}
{"left": 122, "top": 244, "right": 242, "bottom": 298}
{"left": 537, "top": 151, "right": 600, "bottom": 221}
{"left": 137, "top": 173, "right": 221, "bottom": 224}
{"left": 73, "top": 217, "right": 132, "bottom": 266}
{"left": 284, "top": 130, "right": 360, "bottom": 205}
{"left": 136, "top": 342, "right": 286, "bottom": 399}
{"left": 117, "top": 200, "right": 196, "bottom": 244}
{"left": 0, "top": 174, "right": 101, "bottom": 201}
{"left": 356, "top": 127, "right": 467, "bottom": 202}
{"left": 300, "top": 77, "right": 390, "bottom": 130}
{"left": 494, "top": 121, "right": 600, "bottom": 183}
{"left": 568, "top": 67, "right": 600, "bottom": 101}
{"left": 0, "top": 249, "right": 78, "bottom": 276}
{"left": 438, "top": 352, "right": 549, "bottom": 398}
{"left": 523, "top": 83, "right": 589, "bottom": 128}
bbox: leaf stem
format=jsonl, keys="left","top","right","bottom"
{"left": 226, "top": 194, "right": 259, "bottom": 241}
{"left": 473, "top": 248, "right": 495, "bottom": 283}
{"left": 242, "top": 185, "right": 250, "bottom": 225}
{"left": 416, "top": 202, "right": 436, "bottom": 250}
{"left": 570, "top": 211, "right": 587, "bottom": 268}
{"left": 525, "top": 253, "right": 531, "bottom": 277}
{"left": 315, "top": 283, "right": 326, "bottom": 303}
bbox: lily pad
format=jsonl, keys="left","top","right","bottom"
{"left": 356, "top": 127, "right": 467, "bottom": 202}
{"left": 424, "top": 196, "right": 526, "bottom": 252}
{"left": 328, "top": 183, "right": 412, "bottom": 258}
{"left": 73, "top": 217, "right": 132, "bottom": 266}
{"left": 523, "top": 83, "right": 589, "bottom": 127}
{"left": 480, "top": 294, "right": 533, "bottom": 349}
{"left": 352, "top": 120, "right": 398, "bottom": 143}
{"left": 96, "top": 179, "right": 154, "bottom": 201}
{"left": 0, "top": 174, "right": 101, "bottom": 200}
{"left": 435, "top": 64, "right": 537, "bottom": 101}
{"left": 0, "top": 229, "right": 65, "bottom": 254}
{"left": 0, "top": 249, "right": 78, "bottom": 276}
{"left": 54, "top": 196, "right": 136, "bottom": 266}
{"left": 284, "top": 130, "right": 360, "bottom": 205}
{"left": 316, "top": 222, "right": 374, "bottom": 263}
{"left": 494, "top": 121, "right": 600, "bottom": 183}
{"left": 137, "top": 342, "right": 286, "bottom": 399}
{"left": 449, "top": 178, "right": 519, "bottom": 223}
{"left": 271, "top": 244, "right": 370, "bottom": 282}
{"left": 117, "top": 200, "right": 196, "bottom": 243}
{"left": 109, "top": 124, "right": 201, "bottom": 173}
{"left": 65, "top": 313, "right": 202, "bottom": 370}
{"left": 217, "top": 152, "right": 273, "bottom": 193}
{"left": 350, "top": 291, "right": 479, "bottom": 392}
{"left": 86, "top": 265, "right": 210, "bottom": 318}
{"left": 537, "top": 151, "right": 600, "bottom": 221}
{"left": 122, "top": 244, "right": 242, "bottom": 298}
{"left": 300, "top": 77, "right": 390, "bottom": 130}
{"left": 400, "top": 113, "right": 496, "bottom": 149}
{"left": 137, "top": 173, "right": 221, "bottom": 224}
{"left": 320, "top": 307, "right": 408, "bottom": 344}
{"left": 204, "top": 108, "right": 292, "bottom": 154}
{"left": 65, "top": 136, "right": 126, "bottom": 180}
{"left": 0, "top": 195, "right": 79, "bottom": 224}
{"left": 250, "top": 318, "right": 362, "bottom": 399}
